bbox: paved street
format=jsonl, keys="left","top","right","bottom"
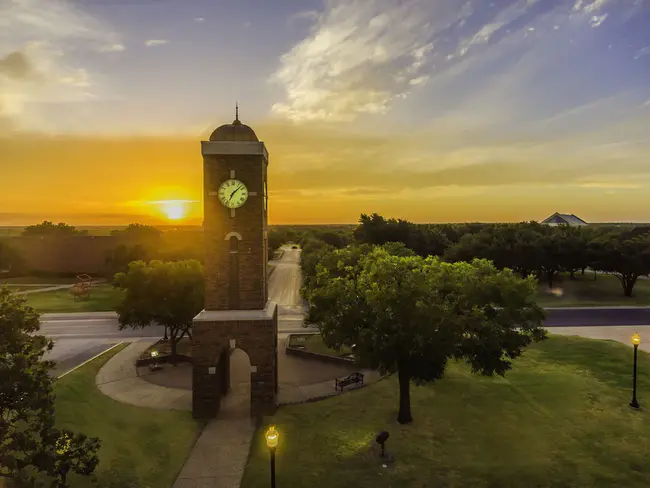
{"left": 41, "top": 314, "right": 164, "bottom": 377}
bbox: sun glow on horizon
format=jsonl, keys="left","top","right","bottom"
{"left": 148, "top": 200, "right": 197, "bottom": 221}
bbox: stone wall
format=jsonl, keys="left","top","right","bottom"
{"left": 191, "top": 302, "right": 278, "bottom": 419}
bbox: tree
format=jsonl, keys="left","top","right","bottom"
{"left": 22, "top": 221, "right": 86, "bottom": 236}
{"left": 110, "top": 223, "right": 162, "bottom": 240}
{"left": 113, "top": 260, "right": 204, "bottom": 358}
{"left": 303, "top": 247, "right": 546, "bottom": 424}
{"left": 0, "top": 240, "right": 25, "bottom": 276}
{"left": 0, "top": 287, "right": 100, "bottom": 486}
{"left": 589, "top": 232, "right": 650, "bottom": 297}
{"left": 105, "top": 244, "right": 149, "bottom": 278}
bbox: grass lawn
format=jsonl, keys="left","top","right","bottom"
{"left": 536, "top": 272, "right": 650, "bottom": 307}
{"left": 24, "top": 284, "right": 124, "bottom": 313}
{"left": 243, "top": 335, "right": 650, "bottom": 488}
{"left": 55, "top": 343, "right": 202, "bottom": 488}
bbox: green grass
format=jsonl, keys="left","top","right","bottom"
{"left": 24, "top": 284, "right": 124, "bottom": 313}
{"left": 243, "top": 335, "right": 650, "bottom": 488}
{"left": 536, "top": 272, "right": 650, "bottom": 307}
{"left": 55, "top": 343, "right": 202, "bottom": 488}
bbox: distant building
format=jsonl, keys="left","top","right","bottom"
{"left": 541, "top": 212, "right": 588, "bottom": 226}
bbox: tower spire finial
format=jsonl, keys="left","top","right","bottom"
{"left": 235, "top": 101, "right": 239, "bottom": 122}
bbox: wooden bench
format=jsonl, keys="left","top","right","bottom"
{"left": 335, "top": 372, "right": 364, "bottom": 391}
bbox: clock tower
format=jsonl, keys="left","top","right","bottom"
{"left": 192, "top": 108, "right": 278, "bottom": 419}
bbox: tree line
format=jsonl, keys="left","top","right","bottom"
{"left": 348, "top": 214, "right": 650, "bottom": 297}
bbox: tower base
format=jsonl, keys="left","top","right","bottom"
{"left": 191, "top": 300, "right": 278, "bottom": 419}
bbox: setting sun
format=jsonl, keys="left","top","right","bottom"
{"left": 149, "top": 200, "right": 195, "bottom": 221}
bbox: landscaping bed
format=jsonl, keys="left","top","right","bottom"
{"left": 137, "top": 337, "right": 193, "bottom": 366}
{"left": 286, "top": 333, "right": 355, "bottom": 364}
{"left": 243, "top": 335, "right": 650, "bottom": 488}
{"left": 54, "top": 343, "right": 202, "bottom": 488}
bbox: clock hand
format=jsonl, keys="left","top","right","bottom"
{"left": 228, "top": 187, "right": 241, "bottom": 201}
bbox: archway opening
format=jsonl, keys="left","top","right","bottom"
{"left": 220, "top": 347, "right": 251, "bottom": 419}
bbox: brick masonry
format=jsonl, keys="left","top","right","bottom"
{"left": 192, "top": 131, "right": 277, "bottom": 419}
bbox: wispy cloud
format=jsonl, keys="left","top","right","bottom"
{"left": 144, "top": 39, "right": 169, "bottom": 47}
{"left": 634, "top": 45, "right": 650, "bottom": 60}
{"left": 271, "top": 0, "right": 442, "bottom": 122}
{"left": 97, "top": 43, "right": 125, "bottom": 53}
{"left": 193, "top": 17, "right": 205, "bottom": 22}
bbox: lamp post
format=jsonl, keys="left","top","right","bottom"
{"left": 265, "top": 425, "right": 279, "bottom": 488}
{"left": 630, "top": 332, "right": 641, "bottom": 409}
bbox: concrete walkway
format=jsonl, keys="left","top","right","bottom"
{"left": 96, "top": 340, "right": 191, "bottom": 410}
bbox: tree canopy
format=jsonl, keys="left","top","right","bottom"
{"left": 303, "top": 246, "right": 547, "bottom": 424}
{"left": 113, "top": 260, "right": 204, "bottom": 358}
{"left": 22, "top": 221, "right": 86, "bottom": 237}
{"left": 0, "top": 287, "right": 100, "bottom": 486}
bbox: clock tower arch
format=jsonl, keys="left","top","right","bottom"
{"left": 192, "top": 109, "right": 278, "bottom": 419}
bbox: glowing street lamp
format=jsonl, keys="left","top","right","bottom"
{"left": 265, "top": 426, "right": 279, "bottom": 488}
{"left": 630, "top": 332, "right": 641, "bottom": 409}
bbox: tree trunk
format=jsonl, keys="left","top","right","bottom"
{"left": 581, "top": 267, "right": 586, "bottom": 275}
{"left": 547, "top": 270, "right": 555, "bottom": 288}
{"left": 397, "top": 368, "right": 413, "bottom": 424}
{"left": 569, "top": 270, "right": 576, "bottom": 280}
{"left": 623, "top": 276, "right": 637, "bottom": 297}
{"left": 170, "top": 329, "right": 179, "bottom": 365}
{"left": 594, "top": 269, "right": 597, "bottom": 281}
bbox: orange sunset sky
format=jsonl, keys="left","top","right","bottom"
{"left": 2, "top": 0, "right": 650, "bottom": 226}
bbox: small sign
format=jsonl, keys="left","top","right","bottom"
{"left": 208, "top": 367, "right": 216, "bottom": 375}
{"left": 296, "top": 336, "right": 306, "bottom": 343}
{"left": 250, "top": 365, "right": 258, "bottom": 373}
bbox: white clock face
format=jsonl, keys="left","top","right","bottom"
{"left": 218, "top": 179, "right": 249, "bottom": 209}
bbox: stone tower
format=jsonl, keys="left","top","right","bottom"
{"left": 191, "top": 109, "right": 278, "bottom": 419}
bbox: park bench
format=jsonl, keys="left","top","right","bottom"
{"left": 335, "top": 372, "right": 364, "bottom": 391}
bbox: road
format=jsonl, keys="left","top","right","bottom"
{"left": 41, "top": 246, "right": 308, "bottom": 376}
{"left": 39, "top": 245, "right": 650, "bottom": 376}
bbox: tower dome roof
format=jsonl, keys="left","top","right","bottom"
{"left": 208, "top": 104, "right": 259, "bottom": 142}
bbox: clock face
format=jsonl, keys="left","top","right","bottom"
{"left": 217, "top": 179, "right": 249, "bottom": 209}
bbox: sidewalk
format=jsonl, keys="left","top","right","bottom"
{"left": 95, "top": 340, "right": 191, "bottom": 410}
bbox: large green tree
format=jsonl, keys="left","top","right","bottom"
{"left": 588, "top": 231, "right": 650, "bottom": 296}
{"left": 0, "top": 287, "right": 100, "bottom": 486}
{"left": 303, "top": 247, "right": 546, "bottom": 424}
{"left": 113, "top": 260, "right": 204, "bottom": 358}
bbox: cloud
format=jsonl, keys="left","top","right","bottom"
{"left": 97, "top": 43, "right": 125, "bottom": 53}
{"left": 573, "top": 0, "right": 608, "bottom": 13}
{"left": 589, "top": 13, "right": 608, "bottom": 27}
{"left": 634, "top": 45, "right": 650, "bottom": 60}
{"left": 243, "top": 21, "right": 252, "bottom": 28}
{"left": 0, "top": 51, "right": 33, "bottom": 79}
{"left": 193, "top": 17, "right": 205, "bottom": 22}
{"left": 271, "top": 0, "right": 441, "bottom": 122}
{"left": 144, "top": 39, "right": 169, "bottom": 47}
{"left": 0, "top": 0, "right": 121, "bottom": 130}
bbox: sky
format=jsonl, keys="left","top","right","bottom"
{"left": 1, "top": 0, "right": 650, "bottom": 226}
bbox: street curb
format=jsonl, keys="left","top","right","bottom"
{"left": 56, "top": 341, "right": 125, "bottom": 380}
